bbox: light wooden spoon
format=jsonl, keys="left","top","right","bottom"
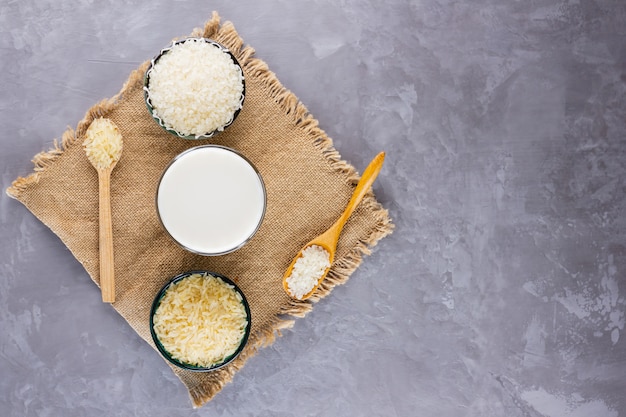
{"left": 283, "top": 151, "right": 385, "bottom": 300}
{"left": 83, "top": 118, "right": 123, "bottom": 303}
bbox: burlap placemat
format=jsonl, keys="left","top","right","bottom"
{"left": 6, "top": 12, "right": 393, "bottom": 408}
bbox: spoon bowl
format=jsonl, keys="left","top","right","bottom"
{"left": 283, "top": 152, "right": 385, "bottom": 300}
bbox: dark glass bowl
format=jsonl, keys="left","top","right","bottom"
{"left": 143, "top": 38, "right": 245, "bottom": 140}
{"left": 149, "top": 270, "right": 251, "bottom": 372}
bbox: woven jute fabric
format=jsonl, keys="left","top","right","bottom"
{"left": 6, "top": 12, "right": 393, "bottom": 408}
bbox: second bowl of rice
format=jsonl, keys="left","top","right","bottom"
{"left": 149, "top": 270, "right": 251, "bottom": 371}
{"left": 144, "top": 38, "right": 245, "bottom": 140}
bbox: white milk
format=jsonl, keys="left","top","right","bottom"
{"left": 157, "top": 146, "right": 266, "bottom": 255}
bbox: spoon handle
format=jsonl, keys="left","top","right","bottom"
{"left": 98, "top": 170, "right": 115, "bottom": 303}
{"left": 333, "top": 152, "right": 386, "bottom": 234}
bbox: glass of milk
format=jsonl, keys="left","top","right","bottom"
{"left": 156, "top": 145, "right": 266, "bottom": 255}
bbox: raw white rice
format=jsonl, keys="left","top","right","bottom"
{"left": 147, "top": 39, "right": 244, "bottom": 137}
{"left": 83, "top": 117, "right": 123, "bottom": 170}
{"left": 285, "top": 245, "right": 331, "bottom": 300}
{"left": 152, "top": 273, "right": 248, "bottom": 368}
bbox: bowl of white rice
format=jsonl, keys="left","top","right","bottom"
{"left": 144, "top": 38, "right": 245, "bottom": 140}
{"left": 149, "top": 270, "right": 251, "bottom": 371}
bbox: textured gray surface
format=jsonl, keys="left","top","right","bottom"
{"left": 1, "top": 1, "right": 625, "bottom": 416}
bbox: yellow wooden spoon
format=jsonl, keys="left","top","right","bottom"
{"left": 83, "top": 117, "right": 123, "bottom": 303}
{"left": 283, "top": 151, "right": 385, "bottom": 300}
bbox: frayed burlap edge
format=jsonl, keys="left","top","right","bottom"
{"left": 6, "top": 11, "right": 394, "bottom": 409}
{"left": 5, "top": 62, "right": 148, "bottom": 198}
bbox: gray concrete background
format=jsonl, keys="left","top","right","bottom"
{"left": 1, "top": 1, "right": 625, "bottom": 416}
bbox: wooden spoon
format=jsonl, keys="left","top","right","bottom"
{"left": 83, "top": 118, "right": 123, "bottom": 303}
{"left": 283, "top": 152, "right": 385, "bottom": 300}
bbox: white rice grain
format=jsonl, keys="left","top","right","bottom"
{"left": 147, "top": 39, "right": 244, "bottom": 137}
{"left": 286, "top": 245, "right": 331, "bottom": 299}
